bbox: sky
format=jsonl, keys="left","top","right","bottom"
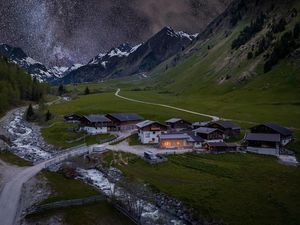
{"left": 0, "top": 0, "right": 230, "bottom": 66}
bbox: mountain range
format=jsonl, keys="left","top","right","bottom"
{"left": 0, "top": 27, "right": 197, "bottom": 84}
{"left": 1, "top": 0, "right": 299, "bottom": 90}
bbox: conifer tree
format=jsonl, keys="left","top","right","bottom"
{"left": 26, "top": 104, "right": 34, "bottom": 121}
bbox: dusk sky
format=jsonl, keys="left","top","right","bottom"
{"left": 0, "top": 0, "right": 230, "bottom": 66}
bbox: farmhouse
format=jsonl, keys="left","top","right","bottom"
{"left": 193, "top": 127, "right": 224, "bottom": 142}
{"left": 79, "top": 114, "right": 112, "bottom": 134}
{"left": 244, "top": 133, "right": 281, "bottom": 156}
{"left": 64, "top": 114, "right": 83, "bottom": 123}
{"left": 165, "top": 118, "right": 191, "bottom": 131}
{"left": 106, "top": 113, "right": 143, "bottom": 131}
{"left": 159, "top": 132, "right": 204, "bottom": 149}
{"left": 136, "top": 120, "right": 168, "bottom": 144}
{"left": 250, "top": 123, "right": 293, "bottom": 146}
{"left": 209, "top": 120, "right": 241, "bottom": 138}
{"left": 203, "top": 142, "right": 238, "bottom": 152}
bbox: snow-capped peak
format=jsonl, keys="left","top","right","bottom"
{"left": 176, "top": 31, "right": 198, "bottom": 41}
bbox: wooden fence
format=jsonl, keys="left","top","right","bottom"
{"left": 27, "top": 195, "right": 105, "bottom": 215}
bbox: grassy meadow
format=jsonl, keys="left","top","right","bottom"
{"left": 101, "top": 151, "right": 300, "bottom": 225}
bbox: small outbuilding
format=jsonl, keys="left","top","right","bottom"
{"left": 136, "top": 120, "right": 168, "bottom": 144}
{"left": 244, "top": 133, "right": 281, "bottom": 156}
{"left": 250, "top": 123, "right": 293, "bottom": 146}
{"left": 165, "top": 118, "right": 191, "bottom": 131}
{"left": 203, "top": 142, "right": 238, "bottom": 152}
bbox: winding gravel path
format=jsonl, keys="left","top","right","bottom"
{"left": 115, "top": 89, "right": 220, "bottom": 121}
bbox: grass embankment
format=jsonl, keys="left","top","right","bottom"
{"left": 41, "top": 122, "right": 115, "bottom": 149}
{"left": 28, "top": 171, "right": 133, "bottom": 225}
{"left": 0, "top": 151, "right": 32, "bottom": 166}
{"left": 102, "top": 151, "right": 300, "bottom": 225}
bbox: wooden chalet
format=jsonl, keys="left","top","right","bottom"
{"left": 165, "top": 118, "right": 191, "bottom": 131}
{"left": 193, "top": 127, "right": 224, "bottom": 142}
{"left": 79, "top": 114, "right": 112, "bottom": 134}
{"left": 244, "top": 133, "right": 281, "bottom": 156}
{"left": 136, "top": 120, "right": 168, "bottom": 144}
{"left": 250, "top": 123, "right": 293, "bottom": 146}
{"left": 106, "top": 113, "right": 143, "bottom": 131}
{"left": 209, "top": 120, "right": 241, "bottom": 138}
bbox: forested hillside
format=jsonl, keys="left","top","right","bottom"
{"left": 0, "top": 56, "right": 48, "bottom": 115}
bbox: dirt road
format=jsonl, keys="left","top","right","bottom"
{"left": 115, "top": 89, "right": 220, "bottom": 121}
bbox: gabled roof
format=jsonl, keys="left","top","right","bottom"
{"left": 136, "top": 120, "right": 167, "bottom": 129}
{"left": 165, "top": 118, "right": 183, "bottom": 123}
{"left": 245, "top": 133, "right": 280, "bottom": 142}
{"left": 193, "top": 127, "right": 222, "bottom": 134}
{"left": 262, "top": 123, "right": 292, "bottom": 136}
{"left": 107, "top": 113, "right": 143, "bottom": 122}
{"left": 210, "top": 120, "right": 240, "bottom": 129}
{"left": 84, "top": 115, "right": 111, "bottom": 123}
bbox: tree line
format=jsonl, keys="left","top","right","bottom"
{"left": 0, "top": 57, "right": 48, "bottom": 115}
{"left": 264, "top": 22, "right": 300, "bottom": 73}
{"left": 231, "top": 12, "right": 266, "bottom": 50}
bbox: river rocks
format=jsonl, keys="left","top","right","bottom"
{"left": 4, "top": 109, "right": 56, "bottom": 162}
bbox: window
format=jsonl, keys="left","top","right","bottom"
{"left": 145, "top": 133, "right": 150, "bottom": 138}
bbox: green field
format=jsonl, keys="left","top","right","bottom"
{"left": 41, "top": 122, "right": 115, "bottom": 149}
{"left": 27, "top": 171, "right": 133, "bottom": 225}
{"left": 101, "top": 151, "right": 300, "bottom": 225}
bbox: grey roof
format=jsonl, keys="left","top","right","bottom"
{"left": 187, "top": 132, "right": 204, "bottom": 142}
{"left": 193, "top": 127, "right": 220, "bottom": 134}
{"left": 211, "top": 120, "right": 241, "bottom": 129}
{"left": 263, "top": 123, "right": 292, "bottom": 136}
{"left": 85, "top": 115, "right": 111, "bottom": 123}
{"left": 160, "top": 133, "right": 191, "bottom": 140}
{"left": 165, "top": 118, "right": 183, "bottom": 123}
{"left": 108, "top": 113, "right": 143, "bottom": 122}
{"left": 192, "top": 121, "right": 210, "bottom": 127}
{"left": 245, "top": 133, "right": 280, "bottom": 142}
{"left": 136, "top": 120, "right": 166, "bottom": 129}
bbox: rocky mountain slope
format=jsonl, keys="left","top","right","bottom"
{"left": 61, "top": 27, "right": 198, "bottom": 83}
{"left": 143, "top": 0, "right": 300, "bottom": 95}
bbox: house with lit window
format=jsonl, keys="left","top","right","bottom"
{"left": 136, "top": 120, "right": 168, "bottom": 144}
{"left": 159, "top": 132, "right": 204, "bottom": 149}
